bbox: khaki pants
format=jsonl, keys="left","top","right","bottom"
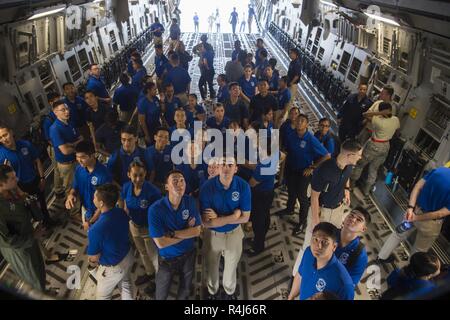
{"left": 292, "top": 204, "right": 347, "bottom": 276}
{"left": 175, "top": 92, "right": 188, "bottom": 107}
{"left": 56, "top": 161, "right": 76, "bottom": 197}
{"left": 129, "top": 221, "right": 159, "bottom": 276}
{"left": 289, "top": 84, "right": 298, "bottom": 104}
{"left": 48, "top": 146, "right": 64, "bottom": 195}
{"left": 378, "top": 208, "right": 443, "bottom": 259}
{"left": 119, "top": 110, "right": 132, "bottom": 124}
{"left": 153, "top": 36, "right": 163, "bottom": 46}
{"left": 204, "top": 226, "right": 244, "bottom": 295}
{"left": 96, "top": 250, "right": 134, "bottom": 300}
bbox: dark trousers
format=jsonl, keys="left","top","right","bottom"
{"left": 338, "top": 124, "right": 360, "bottom": 142}
{"left": 285, "top": 167, "right": 311, "bottom": 225}
{"left": 155, "top": 249, "right": 196, "bottom": 300}
{"left": 18, "top": 176, "right": 50, "bottom": 224}
{"left": 251, "top": 189, "right": 274, "bottom": 252}
{"left": 199, "top": 69, "right": 216, "bottom": 100}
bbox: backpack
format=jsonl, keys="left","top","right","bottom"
{"left": 29, "top": 113, "right": 56, "bottom": 158}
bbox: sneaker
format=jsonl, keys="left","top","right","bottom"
{"left": 223, "top": 292, "right": 238, "bottom": 300}
{"left": 207, "top": 292, "right": 219, "bottom": 300}
{"left": 292, "top": 224, "right": 304, "bottom": 236}
{"left": 135, "top": 274, "right": 151, "bottom": 286}
{"left": 144, "top": 282, "right": 156, "bottom": 295}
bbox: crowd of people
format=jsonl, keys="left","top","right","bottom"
{"left": 0, "top": 17, "right": 449, "bottom": 301}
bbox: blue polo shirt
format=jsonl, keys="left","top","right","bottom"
{"left": 150, "top": 22, "right": 165, "bottom": 37}
{"left": 335, "top": 233, "right": 368, "bottom": 285}
{"left": 206, "top": 116, "right": 231, "bottom": 133}
{"left": 417, "top": 167, "right": 450, "bottom": 213}
{"left": 386, "top": 268, "right": 437, "bottom": 299}
{"left": 64, "top": 96, "right": 88, "bottom": 128}
{"left": 87, "top": 207, "right": 130, "bottom": 266}
{"left": 169, "top": 126, "right": 195, "bottom": 146}
{"left": 175, "top": 163, "right": 208, "bottom": 195}
{"left": 148, "top": 195, "right": 201, "bottom": 259}
{"left": 131, "top": 67, "right": 148, "bottom": 94}
{"left": 165, "top": 67, "right": 191, "bottom": 95}
{"left": 86, "top": 75, "right": 109, "bottom": 99}
{"left": 256, "top": 59, "right": 269, "bottom": 76}
{"left": 255, "top": 48, "right": 264, "bottom": 67}
{"left": 42, "top": 112, "right": 57, "bottom": 142}
{"left": 252, "top": 159, "right": 276, "bottom": 193}
{"left": 201, "top": 50, "right": 215, "bottom": 69}
{"left": 314, "top": 131, "right": 335, "bottom": 156}
{"left": 106, "top": 146, "right": 150, "bottom": 185}
{"left": 231, "top": 49, "right": 241, "bottom": 61}
{"left": 127, "top": 59, "right": 135, "bottom": 77}
{"left": 298, "top": 247, "right": 355, "bottom": 300}
{"left": 199, "top": 175, "right": 251, "bottom": 233}
{"left": 155, "top": 54, "right": 169, "bottom": 78}
{"left": 49, "top": 119, "right": 80, "bottom": 163}
{"left": 73, "top": 161, "right": 112, "bottom": 220}
{"left": 280, "top": 119, "right": 295, "bottom": 149}
{"left": 288, "top": 58, "right": 302, "bottom": 84}
{"left": 113, "top": 84, "right": 137, "bottom": 112}
{"left": 267, "top": 74, "right": 279, "bottom": 91}
{"left": 121, "top": 181, "right": 161, "bottom": 227}
{"left": 217, "top": 85, "right": 230, "bottom": 103}
{"left": 0, "top": 140, "right": 39, "bottom": 183}
{"left": 146, "top": 145, "right": 174, "bottom": 184}
{"left": 286, "top": 130, "right": 328, "bottom": 171}
{"left": 184, "top": 105, "right": 205, "bottom": 128}
{"left": 278, "top": 88, "right": 291, "bottom": 110}
{"left": 224, "top": 99, "right": 249, "bottom": 125}
{"left": 239, "top": 76, "right": 257, "bottom": 99}
{"left": 163, "top": 96, "right": 182, "bottom": 127}
{"left": 137, "top": 96, "right": 161, "bottom": 132}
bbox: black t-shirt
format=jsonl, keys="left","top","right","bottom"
{"left": 95, "top": 121, "right": 125, "bottom": 154}
{"left": 311, "top": 158, "right": 353, "bottom": 208}
{"left": 224, "top": 98, "right": 249, "bottom": 126}
{"left": 249, "top": 93, "right": 279, "bottom": 121}
{"left": 85, "top": 106, "right": 108, "bottom": 131}
{"left": 287, "top": 58, "right": 302, "bottom": 84}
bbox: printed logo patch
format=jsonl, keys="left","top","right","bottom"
{"left": 339, "top": 252, "right": 349, "bottom": 265}
{"left": 182, "top": 209, "right": 190, "bottom": 220}
{"left": 164, "top": 154, "right": 170, "bottom": 162}
{"left": 231, "top": 191, "right": 240, "bottom": 201}
{"left": 316, "top": 278, "right": 327, "bottom": 292}
{"left": 91, "top": 176, "right": 98, "bottom": 186}
{"left": 300, "top": 140, "right": 306, "bottom": 148}
{"left": 140, "top": 199, "right": 149, "bottom": 209}
{"left": 21, "top": 147, "right": 29, "bottom": 155}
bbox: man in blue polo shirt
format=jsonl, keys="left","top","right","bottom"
{"left": 254, "top": 38, "right": 265, "bottom": 68}
{"left": 378, "top": 166, "right": 450, "bottom": 262}
{"left": 198, "top": 39, "right": 216, "bottom": 100}
{"left": 314, "top": 118, "right": 336, "bottom": 156}
{"left": 288, "top": 222, "right": 354, "bottom": 300}
{"left": 138, "top": 82, "right": 162, "bottom": 146}
{"left": 276, "top": 114, "right": 330, "bottom": 235}
{"left": 63, "top": 82, "right": 88, "bottom": 136}
{"left": 175, "top": 141, "right": 207, "bottom": 196}
{"left": 149, "top": 170, "right": 202, "bottom": 300}
{"left": 287, "top": 48, "right": 302, "bottom": 103}
{"left": 238, "top": 65, "right": 257, "bottom": 105}
{"left": 107, "top": 125, "right": 150, "bottom": 186}
{"left": 87, "top": 183, "right": 133, "bottom": 300}
{"left": 276, "top": 76, "right": 292, "bottom": 128}
{"left": 66, "top": 141, "right": 112, "bottom": 231}
{"left": 200, "top": 156, "right": 251, "bottom": 300}
{"left": 217, "top": 74, "right": 230, "bottom": 103}
{"left": 155, "top": 44, "right": 169, "bottom": 93}
{"left": 336, "top": 207, "right": 369, "bottom": 285}
{"left": 224, "top": 82, "right": 250, "bottom": 129}
{"left": 165, "top": 53, "right": 191, "bottom": 106}
{"left": 0, "top": 124, "right": 54, "bottom": 227}
{"left": 131, "top": 59, "right": 148, "bottom": 95}
{"left": 161, "top": 83, "right": 182, "bottom": 127}
{"left": 146, "top": 127, "right": 173, "bottom": 190}
{"left": 49, "top": 100, "right": 83, "bottom": 200}
{"left": 113, "top": 73, "right": 137, "bottom": 124}
{"left": 86, "top": 63, "right": 111, "bottom": 106}
{"left": 150, "top": 17, "right": 165, "bottom": 45}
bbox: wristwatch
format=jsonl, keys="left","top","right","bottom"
{"left": 167, "top": 230, "right": 175, "bottom": 238}
{"left": 407, "top": 204, "right": 415, "bottom": 209}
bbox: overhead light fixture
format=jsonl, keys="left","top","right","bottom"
{"left": 27, "top": 5, "right": 65, "bottom": 20}
{"left": 320, "top": 0, "right": 338, "bottom": 8}
{"left": 364, "top": 12, "right": 400, "bottom": 26}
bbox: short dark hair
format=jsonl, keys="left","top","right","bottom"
{"left": 309, "top": 291, "right": 339, "bottom": 300}
{"left": 256, "top": 38, "right": 264, "bottom": 44}
{"left": 228, "top": 82, "right": 240, "bottom": 90}
{"left": 0, "top": 122, "right": 12, "bottom": 131}
{"left": 89, "top": 63, "right": 99, "bottom": 70}
{"left": 143, "top": 82, "right": 156, "bottom": 95}
{"left": 0, "top": 164, "right": 14, "bottom": 184}
{"left": 133, "top": 59, "right": 143, "bottom": 67}
{"left": 218, "top": 74, "right": 228, "bottom": 83}
{"left": 75, "top": 140, "right": 95, "bottom": 156}
{"left": 341, "top": 139, "right": 362, "bottom": 153}
{"left": 312, "top": 222, "right": 339, "bottom": 242}
{"left": 52, "top": 99, "right": 66, "bottom": 110}
{"left": 172, "top": 18, "right": 177, "bottom": 23}
{"left": 244, "top": 64, "right": 253, "bottom": 70}
{"left": 164, "top": 82, "right": 174, "bottom": 91}
{"left": 170, "top": 52, "right": 179, "bottom": 62}
{"left": 289, "top": 48, "right": 299, "bottom": 56}
{"left": 319, "top": 118, "right": 330, "bottom": 124}
{"left": 213, "top": 103, "right": 224, "bottom": 111}
{"left": 351, "top": 206, "right": 371, "bottom": 224}
{"left": 258, "top": 78, "right": 268, "bottom": 84}
{"left": 128, "top": 158, "right": 147, "bottom": 172}
{"left": 62, "top": 82, "right": 75, "bottom": 90}
{"left": 155, "top": 43, "right": 163, "bottom": 50}
{"left": 268, "top": 58, "right": 277, "bottom": 68}
{"left": 405, "top": 252, "right": 440, "bottom": 279}
{"left": 95, "top": 183, "right": 120, "bottom": 208}
{"left": 383, "top": 86, "right": 394, "bottom": 97}
{"left": 119, "top": 72, "right": 130, "bottom": 86}
{"left": 155, "top": 127, "right": 170, "bottom": 136}
{"left": 280, "top": 75, "right": 288, "bottom": 84}
{"left": 131, "top": 52, "right": 141, "bottom": 59}
{"left": 121, "top": 125, "right": 138, "bottom": 136}
{"left": 378, "top": 102, "right": 392, "bottom": 112}
{"left": 165, "top": 169, "right": 184, "bottom": 184}
{"left": 84, "top": 90, "right": 97, "bottom": 97}
{"left": 47, "top": 92, "right": 60, "bottom": 102}
{"left": 189, "top": 93, "right": 198, "bottom": 100}
{"left": 262, "top": 105, "right": 273, "bottom": 116}
{"left": 297, "top": 113, "right": 309, "bottom": 122}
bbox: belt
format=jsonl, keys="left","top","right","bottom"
{"left": 322, "top": 201, "right": 343, "bottom": 210}
{"left": 210, "top": 225, "right": 240, "bottom": 236}
{"left": 58, "top": 159, "right": 75, "bottom": 165}
{"left": 160, "top": 249, "right": 195, "bottom": 263}
{"left": 371, "top": 138, "right": 389, "bottom": 143}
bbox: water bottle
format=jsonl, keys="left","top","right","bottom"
{"left": 385, "top": 171, "right": 394, "bottom": 185}
{"left": 396, "top": 220, "right": 413, "bottom": 233}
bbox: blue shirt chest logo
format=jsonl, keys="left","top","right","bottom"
{"left": 21, "top": 147, "right": 29, "bottom": 156}
{"left": 316, "top": 278, "right": 327, "bottom": 292}
{"left": 231, "top": 191, "right": 240, "bottom": 202}
{"left": 182, "top": 209, "right": 190, "bottom": 220}
{"left": 140, "top": 199, "right": 149, "bottom": 209}
{"left": 339, "top": 252, "right": 349, "bottom": 265}
{"left": 164, "top": 154, "right": 170, "bottom": 162}
{"left": 300, "top": 140, "right": 307, "bottom": 148}
{"left": 91, "top": 176, "right": 98, "bottom": 186}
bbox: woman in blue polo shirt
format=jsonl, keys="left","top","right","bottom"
{"left": 119, "top": 160, "right": 161, "bottom": 293}
{"left": 175, "top": 142, "right": 207, "bottom": 197}
{"left": 184, "top": 94, "right": 206, "bottom": 128}
{"left": 138, "top": 82, "right": 162, "bottom": 145}
{"left": 239, "top": 65, "right": 257, "bottom": 105}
